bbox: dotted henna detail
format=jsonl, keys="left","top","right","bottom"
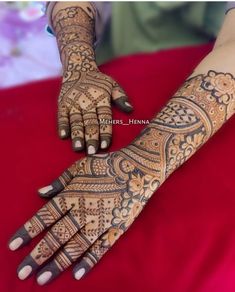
{"left": 11, "top": 70, "right": 235, "bottom": 282}
{"left": 52, "top": 7, "right": 117, "bottom": 150}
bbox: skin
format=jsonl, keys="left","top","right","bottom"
{"left": 52, "top": 2, "right": 133, "bottom": 154}
{"left": 8, "top": 4, "right": 235, "bottom": 286}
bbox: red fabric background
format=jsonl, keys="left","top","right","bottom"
{"left": 1, "top": 43, "right": 235, "bottom": 292}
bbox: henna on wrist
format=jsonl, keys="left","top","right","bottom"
{"left": 9, "top": 70, "right": 234, "bottom": 284}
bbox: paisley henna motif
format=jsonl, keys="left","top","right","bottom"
{"left": 9, "top": 71, "right": 235, "bottom": 284}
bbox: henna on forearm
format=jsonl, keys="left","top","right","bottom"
{"left": 52, "top": 5, "right": 132, "bottom": 153}
{"left": 9, "top": 70, "right": 235, "bottom": 284}
{"left": 52, "top": 6, "right": 96, "bottom": 72}
{"left": 123, "top": 70, "right": 235, "bottom": 183}
{"left": 8, "top": 4, "right": 235, "bottom": 283}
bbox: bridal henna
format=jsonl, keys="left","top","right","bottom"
{"left": 53, "top": 6, "right": 133, "bottom": 154}
{"left": 9, "top": 71, "right": 235, "bottom": 284}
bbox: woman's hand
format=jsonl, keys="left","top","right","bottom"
{"left": 9, "top": 67, "right": 235, "bottom": 285}
{"left": 53, "top": 5, "right": 133, "bottom": 154}
{"left": 58, "top": 51, "right": 132, "bottom": 154}
{"left": 9, "top": 149, "right": 159, "bottom": 285}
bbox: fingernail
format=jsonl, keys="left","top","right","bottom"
{"left": 38, "top": 185, "right": 53, "bottom": 195}
{"left": 75, "top": 140, "right": 82, "bottom": 148}
{"left": 88, "top": 145, "right": 95, "bottom": 155}
{"left": 9, "top": 237, "right": 23, "bottom": 251}
{"left": 37, "top": 271, "right": 52, "bottom": 285}
{"left": 101, "top": 140, "right": 107, "bottom": 149}
{"left": 18, "top": 265, "right": 32, "bottom": 280}
{"left": 124, "top": 101, "right": 132, "bottom": 107}
{"left": 60, "top": 129, "right": 66, "bottom": 137}
{"left": 74, "top": 268, "right": 85, "bottom": 280}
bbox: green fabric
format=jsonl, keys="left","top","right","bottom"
{"left": 96, "top": 2, "right": 226, "bottom": 64}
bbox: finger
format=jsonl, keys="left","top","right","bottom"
{"left": 58, "top": 104, "right": 70, "bottom": 139}
{"left": 36, "top": 223, "right": 97, "bottom": 285}
{"left": 8, "top": 196, "right": 68, "bottom": 251}
{"left": 111, "top": 82, "right": 133, "bottom": 113}
{"left": 70, "top": 109, "right": 85, "bottom": 151}
{"left": 97, "top": 105, "right": 112, "bottom": 149}
{"left": 17, "top": 213, "right": 81, "bottom": 280}
{"left": 38, "top": 164, "right": 77, "bottom": 198}
{"left": 83, "top": 109, "right": 99, "bottom": 155}
{"left": 73, "top": 227, "right": 123, "bottom": 280}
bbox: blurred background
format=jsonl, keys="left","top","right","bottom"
{"left": 0, "top": 1, "right": 61, "bottom": 88}
{"left": 0, "top": 1, "right": 227, "bottom": 89}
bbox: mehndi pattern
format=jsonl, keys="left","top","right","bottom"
{"left": 9, "top": 71, "right": 235, "bottom": 284}
{"left": 53, "top": 6, "right": 132, "bottom": 153}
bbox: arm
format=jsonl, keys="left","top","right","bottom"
{"left": 51, "top": 2, "right": 133, "bottom": 154}
{"left": 9, "top": 9, "right": 235, "bottom": 285}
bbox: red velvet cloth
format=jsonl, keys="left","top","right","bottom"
{"left": 1, "top": 43, "right": 235, "bottom": 292}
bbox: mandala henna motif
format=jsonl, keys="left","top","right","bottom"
{"left": 52, "top": 6, "right": 132, "bottom": 153}
{"left": 9, "top": 71, "right": 235, "bottom": 284}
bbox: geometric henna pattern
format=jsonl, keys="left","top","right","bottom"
{"left": 9, "top": 71, "right": 235, "bottom": 284}
{"left": 53, "top": 6, "right": 132, "bottom": 153}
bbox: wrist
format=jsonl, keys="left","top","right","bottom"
{"left": 52, "top": 5, "right": 96, "bottom": 70}
{"left": 62, "top": 42, "right": 98, "bottom": 74}
{"left": 120, "top": 128, "right": 164, "bottom": 181}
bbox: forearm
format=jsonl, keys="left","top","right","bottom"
{"left": 51, "top": 2, "right": 97, "bottom": 72}
{"left": 122, "top": 44, "right": 235, "bottom": 186}
{"left": 214, "top": 8, "right": 235, "bottom": 49}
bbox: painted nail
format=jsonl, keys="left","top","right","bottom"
{"left": 75, "top": 140, "right": 82, "bottom": 148}
{"left": 37, "top": 271, "right": 52, "bottom": 285}
{"left": 101, "top": 140, "right": 108, "bottom": 149}
{"left": 88, "top": 145, "right": 95, "bottom": 155}
{"left": 60, "top": 129, "right": 66, "bottom": 137}
{"left": 38, "top": 185, "right": 53, "bottom": 195}
{"left": 124, "top": 101, "right": 132, "bottom": 107}
{"left": 9, "top": 237, "right": 23, "bottom": 251}
{"left": 74, "top": 268, "right": 85, "bottom": 280}
{"left": 18, "top": 265, "right": 32, "bottom": 280}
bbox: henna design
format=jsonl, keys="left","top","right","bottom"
{"left": 9, "top": 71, "right": 235, "bottom": 284}
{"left": 53, "top": 6, "right": 132, "bottom": 153}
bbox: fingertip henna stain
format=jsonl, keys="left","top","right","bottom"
{"left": 53, "top": 7, "right": 114, "bottom": 151}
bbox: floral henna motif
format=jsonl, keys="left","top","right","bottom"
{"left": 12, "top": 152, "right": 159, "bottom": 283}
{"left": 201, "top": 71, "right": 235, "bottom": 119}
{"left": 52, "top": 6, "right": 132, "bottom": 153}
{"left": 140, "top": 70, "right": 235, "bottom": 177}
{"left": 9, "top": 71, "right": 235, "bottom": 284}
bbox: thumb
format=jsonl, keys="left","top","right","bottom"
{"left": 111, "top": 82, "right": 133, "bottom": 113}
{"left": 38, "top": 163, "right": 77, "bottom": 198}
